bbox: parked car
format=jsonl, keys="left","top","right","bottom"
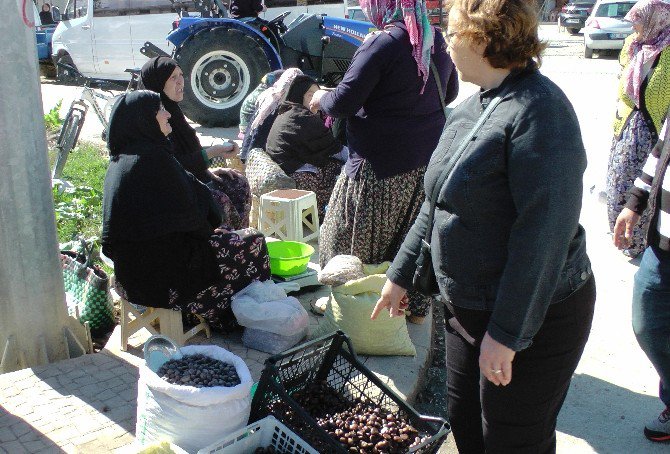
{"left": 51, "top": 0, "right": 347, "bottom": 84}
{"left": 583, "top": 0, "right": 635, "bottom": 58}
{"left": 559, "top": 0, "right": 596, "bottom": 34}
{"left": 345, "top": 6, "right": 366, "bottom": 20}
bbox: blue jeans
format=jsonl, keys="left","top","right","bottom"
{"left": 632, "top": 246, "right": 670, "bottom": 406}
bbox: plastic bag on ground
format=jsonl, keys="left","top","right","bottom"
{"left": 231, "top": 280, "right": 309, "bottom": 337}
{"left": 242, "top": 326, "right": 309, "bottom": 354}
{"left": 135, "top": 345, "right": 253, "bottom": 452}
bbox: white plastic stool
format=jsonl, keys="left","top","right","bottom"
{"left": 113, "top": 287, "right": 211, "bottom": 351}
{"left": 259, "top": 189, "right": 319, "bottom": 242}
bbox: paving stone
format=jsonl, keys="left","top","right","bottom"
{"left": 0, "top": 426, "right": 18, "bottom": 442}
{"left": 95, "top": 389, "right": 118, "bottom": 402}
{"left": 11, "top": 421, "right": 33, "bottom": 438}
{"left": 1, "top": 440, "right": 26, "bottom": 453}
{"left": 23, "top": 440, "right": 48, "bottom": 452}
{"left": 18, "top": 429, "right": 42, "bottom": 443}
{"left": 118, "top": 388, "right": 137, "bottom": 402}
{"left": 64, "top": 369, "right": 86, "bottom": 380}
{"left": 101, "top": 377, "right": 125, "bottom": 390}
{"left": 73, "top": 375, "right": 97, "bottom": 387}
{"left": 48, "top": 426, "right": 80, "bottom": 444}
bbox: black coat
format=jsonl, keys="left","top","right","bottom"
{"left": 102, "top": 91, "right": 221, "bottom": 308}
{"left": 265, "top": 102, "right": 342, "bottom": 174}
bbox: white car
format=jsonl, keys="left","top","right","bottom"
{"left": 583, "top": 0, "right": 636, "bottom": 58}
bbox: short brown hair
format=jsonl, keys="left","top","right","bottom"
{"left": 446, "top": 0, "right": 547, "bottom": 69}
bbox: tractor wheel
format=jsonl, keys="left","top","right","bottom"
{"left": 55, "top": 53, "right": 79, "bottom": 85}
{"left": 176, "top": 28, "right": 271, "bottom": 127}
{"left": 567, "top": 28, "right": 580, "bottom": 35}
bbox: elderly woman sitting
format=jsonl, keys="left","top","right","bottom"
{"left": 102, "top": 91, "right": 271, "bottom": 332}
{"left": 264, "top": 75, "right": 345, "bottom": 218}
{"left": 140, "top": 56, "right": 252, "bottom": 231}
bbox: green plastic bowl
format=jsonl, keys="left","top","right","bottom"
{"left": 267, "top": 241, "right": 315, "bottom": 276}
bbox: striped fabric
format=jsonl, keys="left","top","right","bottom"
{"left": 626, "top": 119, "right": 670, "bottom": 249}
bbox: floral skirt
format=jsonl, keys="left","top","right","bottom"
{"left": 290, "top": 160, "right": 342, "bottom": 220}
{"left": 319, "top": 161, "right": 431, "bottom": 317}
{"left": 170, "top": 229, "right": 271, "bottom": 332}
{"left": 606, "top": 111, "right": 654, "bottom": 257}
{"left": 209, "top": 169, "right": 252, "bottom": 231}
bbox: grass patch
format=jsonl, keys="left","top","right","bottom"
{"left": 51, "top": 141, "right": 108, "bottom": 244}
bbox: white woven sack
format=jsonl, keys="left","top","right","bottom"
{"left": 136, "top": 345, "right": 253, "bottom": 453}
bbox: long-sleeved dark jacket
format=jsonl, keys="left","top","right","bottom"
{"left": 387, "top": 64, "right": 592, "bottom": 351}
{"left": 319, "top": 22, "right": 458, "bottom": 179}
{"left": 265, "top": 101, "right": 342, "bottom": 174}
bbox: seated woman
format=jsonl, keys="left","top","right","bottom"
{"left": 240, "top": 68, "right": 303, "bottom": 161}
{"left": 101, "top": 91, "right": 271, "bottom": 332}
{"left": 239, "top": 69, "right": 285, "bottom": 140}
{"left": 265, "top": 75, "right": 345, "bottom": 218}
{"left": 140, "top": 57, "right": 251, "bottom": 230}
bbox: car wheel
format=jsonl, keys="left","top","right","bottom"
{"left": 568, "top": 28, "right": 580, "bottom": 35}
{"left": 176, "top": 28, "right": 270, "bottom": 127}
{"left": 584, "top": 45, "right": 593, "bottom": 59}
{"left": 55, "top": 54, "right": 79, "bottom": 85}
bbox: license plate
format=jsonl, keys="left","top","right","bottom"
{"left": 566, "top": 19, "right": 580, "bottom": 23}
{"left": 609, "top": 33, "right": 627, "bottom": 39}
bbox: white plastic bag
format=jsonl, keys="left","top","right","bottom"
{"left": 135, "top": 345, "right": 253, "bottom": 453}
{"left": 231, "top": 281, "right": 309, "bottom": 337}
{"left": 242, "top": 326, "right": 309, "bottom": 354}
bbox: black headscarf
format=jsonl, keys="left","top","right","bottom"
{"left": 102, "top": 91, "right": 219, "bottom": 250}
{"left": 140, "top": 57, "right": 209, "bottom": 182}
{"left": 282, "top": 75, "right": 318, "bottom": 105}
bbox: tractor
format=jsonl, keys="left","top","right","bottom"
{"left": 153, "top": 0, "right": 374, "bottom": 126}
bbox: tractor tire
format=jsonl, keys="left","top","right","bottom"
{"left": 567, "top": 28, "right": 580, "bottom": 35}
{"left": 176, "top": 28, "right": 271, "bottom": 127}
{"left": 55, "top": 53, "right": 79, "bottom": 85}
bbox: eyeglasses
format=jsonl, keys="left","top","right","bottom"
{"left": 445, "top": 31, "right": 459, "bottom": 44}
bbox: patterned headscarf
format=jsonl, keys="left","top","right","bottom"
{"left": 360, "top": 0, "right": 434, "bottom": 88}
{"left": 250, "top": 68, "right": 303, "bottom": 130}
{"left": 623, "top": 0, "right": 670, "bottom": 106}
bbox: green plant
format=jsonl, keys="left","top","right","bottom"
{"left": 44, "top": 100, "right": 63, "bottom": 132}
{"left": 53, "top": 184, "right": 103, "bottom": 242}
{"left": 50, "top": 141, "right": 109, "bottom": 244}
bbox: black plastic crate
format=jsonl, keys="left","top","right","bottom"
{"left": 250, "top": 331, "right": 450, "bottom": 453}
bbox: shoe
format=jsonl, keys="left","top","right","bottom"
{"left": 644, "top": 407, "right": 670, "bottom": 442}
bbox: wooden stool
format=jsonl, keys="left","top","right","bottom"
{"left": 115, "top": 289, "right": 211, "bottom": 351}
{"left": 259, "top": 189, "right": 319, "bottom": 242}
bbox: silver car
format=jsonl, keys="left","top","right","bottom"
{"left": 583, "top": 0, "right": 636, "bottom": 58}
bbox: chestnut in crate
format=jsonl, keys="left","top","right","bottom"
{"left": 250, "top": 331, "right": 450, "bottom": 453}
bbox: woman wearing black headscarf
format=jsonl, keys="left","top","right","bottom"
{"left": 102, "top": 90, "right": 271, "bottom": 331}
{"left": 140, "top": 56, "right": 251, "bottom": 231}
{"left": 265, "top": 75, "right": 345, "bottom": 218}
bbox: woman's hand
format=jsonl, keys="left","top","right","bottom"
{"left": 309, "top": 89, "right": 328, "bottom": 114}
{"left": 479, "top": 332, "right": 515, "bottom": 386}
{"left": 613, "top": 207, "right": 641, "bottom": 249}
{"left": 371, "top": 280, "right": 408, "bottom": 320}
{"left": 209, "top": 167, "right": 244, "bottom": 184}
{"left": 208, "top": 141, "right": 239, "bottom": 159}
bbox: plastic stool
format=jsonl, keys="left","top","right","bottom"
{"left": 114, "top": 287, "right": 211, "bottom": 351}
{"left": 259, "top": 189, "right": 319, "bottom": 242}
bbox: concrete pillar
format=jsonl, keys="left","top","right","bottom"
{"left": 0, "top": 0, "right": 85, "bottom": 373}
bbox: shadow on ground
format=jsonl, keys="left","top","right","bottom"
{"left": 0, "top": 405, "right": 65, "bottom": 452}
{"left": 558, "top": 373, "right": 666, "bottom": 452}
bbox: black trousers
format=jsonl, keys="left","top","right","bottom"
{"left": 445, "top": 276, "right": 596, "bottom": 454}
